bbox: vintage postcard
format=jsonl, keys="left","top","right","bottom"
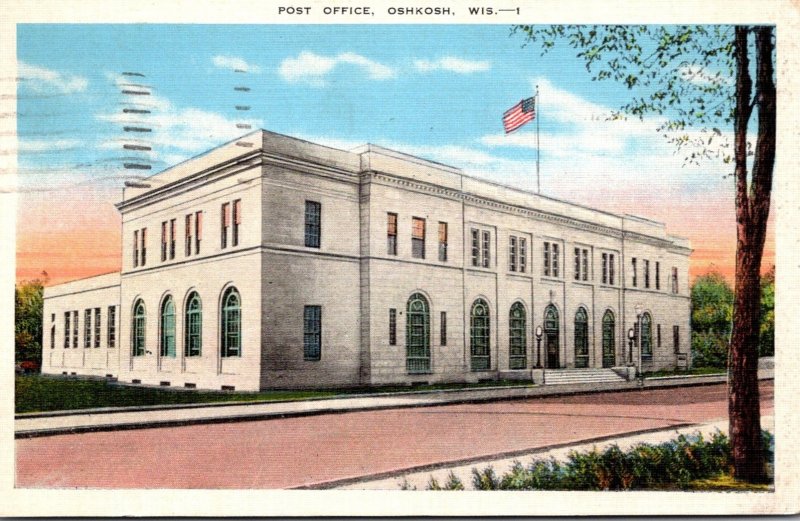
{"left": 1, "top": 0, "right": 798, "bottom": 516}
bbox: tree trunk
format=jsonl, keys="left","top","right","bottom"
{"left": 728, "top": 25, "right": 774, "bottom": 483}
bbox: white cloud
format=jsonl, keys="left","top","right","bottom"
{"left": 279, "top": 51, "right": 396, "bottom": 87}
{"left": 414, "top": 57, "right": 491, "bottom": 74}
{"left": 212, "top": 55, "right": 262, "bottom": 74}
{"left": 96, "top": 92, "right": 263, "bottom": 164}
{"left": 18, "top": 139, "right": 83, "bottom": 153}
{"left": 18, "top": 61, "right": 88, "bottom": 94}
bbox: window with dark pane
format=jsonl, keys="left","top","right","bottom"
{"left": 641, "top": 312, "right": 653, "bottom": 359}
{"left": 303, "top": 305, "right": 322, "bottom": 361}
{"left": 185, "top": 292, "right": 202, "bottom": 357}
{"left": 221, "top": 287, "right": 241, "bottom": 357}
{"left": 438, "top": 222, "right": 447, "bottom": 262}
{"left": 406, "top": 293, "right": 430, "bottom": 373}
{"left": 411, "top": 217, "right": 425, "bottom": 259}
{"left": 387, "top": 213, "right": 397, "bottom": 255}
{"left": 509, "top": 302, "right": 527, "bottom": 369}
{"left": 305, "top": 201, "right": 321, "bottom": 248}
{"left": 574, "top": 307, "right": 589, "bottom": 368}
{"left": 389, "top": 308, "right": 396, "bottom": 345}
{"left": 132, "top": 300, "right": 146, "bottom": 357}
{"left": 160, "top": 296, "right": 176, "bottom": 357}
{"left": 470, "top": 298, "right": 490, "bottom": 371}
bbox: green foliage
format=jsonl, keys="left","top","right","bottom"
{"left": 691, "top": 271, "right": 734, "bottom": 335}
{"left": 454, "top": 430, "right": 765, "bottom": 491}
{"left": 691, "top": 331, "right": 730, "bottom": 369}
{"left": 512, "top": 25, "right": 741, "bottom": 165}
{"left": 15, "top": 278, "right": 45, "bottom": 367}
{"left": 759, "top": 266, "right": 775, "bottom": 357}
{"left": 426, "top": 472, "right": 464, "bottom": 491}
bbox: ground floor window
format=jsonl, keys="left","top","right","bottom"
{"left": 185, "top": 292, "right": 202, "bottom": 357}
{"left": 304, "top": 305, "right": 322, "bottom": 361}
{"left": 160, "top": 296, "right": 176, "bottom": 358}
{"left": 574, "top": 307, "right": 589, "bottom": 368}
{"left": 406, "top": 293, "right": 430, "bottom": 373}
{"left": 641, "top": 312, "right": 653, "bottom": 359}
{"left": 221, "top": 287, "right": 241, "bottom": 357}
{"left": 509, "top": 302, "right": 527, "bottom": 369}
{"left": 132, "top": 300, "right": 146, "bottom": 357}
{"left": 471, "top": 298, "right": 490, "bottom": 371}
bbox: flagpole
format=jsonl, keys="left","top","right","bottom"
{"left": 536, "top": 84, "right": 541, "bottom": 194}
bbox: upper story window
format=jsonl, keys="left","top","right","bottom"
{"left": 169, "top": 219, "right": 176, "bottom": 259}
{"left": 656, "top": 261, "right": 661, "bottom": 290}
{"left": 631, "top": 257, "right": 638, "bottom": 287}
{"left": 84, "top": 309, "right": 91, "bottom": 348}
{"left": 601, "top": 253, "right": 616, "bottom": 285}
{"left": 161, "top": 221, "right": 168, "bottom": 262}
{"left": 411, "top": 217, "right": 425, "bottom": 259}
{"left": 508, "top": 235, "right": 527, "bottom": 273}
{"left": 232, "top": 199, "right": 241, "bottom": 247}
{"left": 305, "top": 200, "right": 321, "bottom": 248}
{"left": 671, "top": 266, "right": 679, "bottom": 294}
{"left": 471, "top": 228, "right": 492, "bottom": 268}
{"left": 438, "top": 222, "right": 448, "bottom": 262}
{"left": 574, "top": 247, "right": 589, "bottom": 281}
{"left": 387, "top": 213, "right": 398, "bottom": 255}
{"left": 644, "top": 259, "right": 650, "bottom": 289}
{"left": 185, "top": 214, "right": 192, "bottom": 257}
{"left": 64, "top": 311, "right": 70, "bottom": 349}
{"left": 221, "top": 202, "right": 230, "bottom": 249}
{"left": 195, "top": 211, "right": 203, "bottom": 255}
{"left": 133, "top": 230, "right": 139, "bottom": 267}
{"left": 543, "top": 241, "right": 560, "bottom": 277}
{"left": 72, "top": 310, "right": 78, "bottom": 348}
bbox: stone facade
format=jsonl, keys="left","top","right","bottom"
{"left": 41, "top": 130, "right": 692, "bottom": 391}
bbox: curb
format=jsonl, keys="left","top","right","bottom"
{"left": 15, "top": 376, "right": 773, "bottom": 439}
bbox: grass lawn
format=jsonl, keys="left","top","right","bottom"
{"left": 15, "top": 374, "right": 533, "bottom": 414}
{"left": 644, "top": 366, "right": 726, "bottom": 378}
{"left": 687, "top": 473, "right": 772, "bottom": 491}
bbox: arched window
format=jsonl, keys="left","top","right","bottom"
{"left": 406, "top": 293, "right": 430, "bottom": 373}
{"left": 574, "top": 307, "right": 589, "bottom": 368}
{"left": 641, "top": 312, "right": 653, "bottom": 359}
{"left": 132, "top": 299, "right": 146, "bottom": 357}
{"left": 544, "top": 304, "right": 560, "bottom": 368}
{"left": 509, "top": 302, "right": 527, "bottom": 369}
{"left": 221, "top": 287, "right": 241, "bottom": 358}
{"left": 470, "top": 298, "right": 490, "bottom": 371}
{"left": 602, "top": 310, "right": 616, "bottom": 368}
{"left": 184, "top": 292, "right": 202, "bottom": 357}
{"left": 160, "top": 296, "right": 176, "bottom": 358}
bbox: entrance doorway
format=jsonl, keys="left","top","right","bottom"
{"left": 544, "top": 304, "right": 560, "bottom": 368}
{"left": 602, "top": 310, "right": 616, "bottom": 368}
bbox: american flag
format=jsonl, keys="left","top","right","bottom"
{"left": 503, "top": 97, "right": 536, "bottom": 134}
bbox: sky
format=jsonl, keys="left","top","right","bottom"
{"left": 12, "top": 24, "right": 773, "bottom": 285}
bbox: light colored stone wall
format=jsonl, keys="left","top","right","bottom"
{"left": 42, "top": 272, "right": 121, "bottom": 378}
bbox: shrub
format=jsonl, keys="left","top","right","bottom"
{"left": 427, "top": 472, "right": 464, "bottom": 490}
{"left": 691, "top": 331, "right": 729, "bottom": 369}
{"left": 410, "top": 430, "right": 772, "bottom": 491}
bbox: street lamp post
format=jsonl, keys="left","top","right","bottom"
{"left": 627, "top": 328, "right": 635, "bottom": 366}
{"left": 535, "top": 326, "right": 543, "bottom": 368}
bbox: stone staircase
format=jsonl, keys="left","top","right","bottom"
{"left": 543, "top": 368, "right": 628, "bottom": 386}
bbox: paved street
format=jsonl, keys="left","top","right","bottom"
{"left": 16, "top": 380, "right": 773, "bottom": 489}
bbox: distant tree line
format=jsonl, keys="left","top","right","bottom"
{"left": 691, "top": 266, "right": 774, "bottom": 368}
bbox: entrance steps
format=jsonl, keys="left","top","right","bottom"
{"left": 543, "top": 368, "right": 628, "bottom": 386}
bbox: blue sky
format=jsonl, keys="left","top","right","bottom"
{"left": 13, "top": 23, "right": 739, "bottom": 217}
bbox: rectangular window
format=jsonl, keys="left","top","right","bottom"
{"left": 389, "top": 308, "right": 397, "bottom": 345}
{"left": 303, "top": 305, "right": 322, "bottom": 361}
{"left": 387, "top": 213, "right": 397, "bottom": 255}
{"left": 510, "top": 236, "right": 518, "bottom": 272}
{"left": 169, "top": 218, "right": 176, "bottom": 259}
{"left": 64, "top": 311, "right": 70, "bottom": 348}
{"left": 108, "top": 305, "right": 116, "bottom": 348}
{"left": 672, "top": 266, "right": 679, "bottom": 294}
{"left": 221, "top": 202, "right": 230, "bottom": 249}
{"left": 51, "top": 324, "right": 55, "bottom": 349}
{"left": 602, "top": 253, "right": 608, "bottom": 284}
{"left": 195, "top": 211, "right": 203, "bottom": 254}
{"left": 440, "top": 311, "right": 447, "bottom": 346}
{"left": 232, "top": 199, "right": 241, "bottom": 247}
{"left": 94, "top": 308, "right": 101, "bottom": 348}
{"left": 519, "top": 238, "right": 527, "bottom": 273}
{"left": 411, "top": 217, "right": 425, "bottom": 259}
{"left": 161, "top": 221, "right": 167, "bottom": 261}
{"left": 657, "top": 323, "right": 662, "bottom": 348}
{"left": 644, "top": 259, "right": 650, "bottom": 289}
{"left": 84, "top": 309, "right": 91, "bottom": 348}
{"left": 609, "top": 254, "right": 615, "bottom": 285}
{"left": 482, "top": 231, "right": 490, "bottom": 268}
{"left": 438, "top": 222, "right": 448, "bottom": 262}
{"left": 133, "top": 230, "right": 139, "bottom": 268}
{"left": 552, "top": 243, "right": 559, "bottom": 277}
{"left": 673, "top": 325, "right": 680, "bottom": 353}
{"left": 185, "top": 214, "right": 192, "bottom": 257}
{"left": 656, "top": 261, "right": 661, "bottom": 290}
{"left": 632, "top": 257, "right": 638, "bottom": 287}
{"left": 582, "top": 249, "right": 589, "bottom": 281}
{"left": 140, "top": 228, "right": 147, "bottom": 266}
{"left": 543, "top": 242, "right": 550, "bottom": 276}
{"left": 72, "top": 310, "right": 78, "bottom": 348}
{"left": 471, "top": 229, "right": 480, "bottom": 267}
{"left": 305, "top": 201, "right": 321, "bottom": 248}
{"left": 574, "top": 247, "right": 581, "bottom": 280}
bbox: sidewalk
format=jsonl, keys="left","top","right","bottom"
{"left": 335, "top": 414, "right": 775, "bottom": 490}
{"left": 15, "top": 370, "right": 771, "bottom": 438}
